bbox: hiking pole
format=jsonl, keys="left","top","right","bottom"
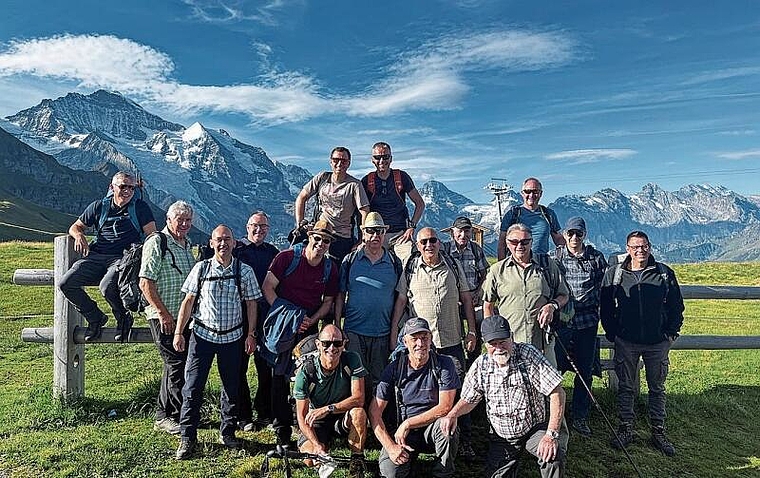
{"left": 546, "top": 324, "right": 645, "bottom": 478}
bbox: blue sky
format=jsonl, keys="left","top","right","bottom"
{"left": 1, "top": 0, "right": 758, "bottom": 203}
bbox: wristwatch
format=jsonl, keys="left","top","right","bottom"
{"left": 548, "top": 300, "right": 560, "bottom": 311}
{"left": 546, "top": 429, "right": 560, "bottom": 441}
{"left": 327, "top": 404, "right": 336, "bottom": 414}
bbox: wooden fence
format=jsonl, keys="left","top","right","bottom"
{"left": 14, "top": 235, "right": 760, "bottom": 400}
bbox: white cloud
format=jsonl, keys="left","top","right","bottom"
{"left": 546, "top": 148, "right": 636, "bottom": 164}
{"left": 0, "top": 30, "right": 577, "bottom": 123}
{"left": 716, "top": 149, "right": 760, "bottom": 160}
{"left": 181, "top": 0, "right": 296, "bottom": 26}
{"left": 681, "top": 66, "right": 760, "bottom": 86}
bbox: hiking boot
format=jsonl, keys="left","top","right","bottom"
{"left": 251, "top": 416, "right": 273, "bottom": 430}
{"left": 572, "top": 418, "right": 592, "bottom": 437}
{"left": 114, "top": 314, "right": 133, "bottom": 342}
{"left": 610, "top": 422, "right": 635, "bottom": 449}
{"left": 348, "top": 456, "right": 367, "bottom": 478}
{"left": 651, "top": 426, "right": 675, "bottom": 457}
{"left": 175, "top": 438, "right": 196, "bottom": 460}
{"left": 218, "top": 434, "right": 242, "bottom": 450}
{"left": 154, "top": 417, "right": 181, "bottom": 435}
{"left": 458, "top": 440, "right": 477, "bottom": 463}
{"left": 84, "top": 314, "right": 108, "bottom": 342}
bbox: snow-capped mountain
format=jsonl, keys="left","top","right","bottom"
{"left": 4, "top": 90, "right": 311, "bottom": 241}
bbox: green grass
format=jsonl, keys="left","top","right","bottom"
{"left": 1, "top": 243, "right": 759, "bottom": 477}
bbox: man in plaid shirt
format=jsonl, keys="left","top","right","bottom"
{"left": 441, "top": 315, "right": 567, "bottom": 478}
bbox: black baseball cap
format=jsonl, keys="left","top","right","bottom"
{"left": 481, "top": 315, "right": 512, "bottom": 342}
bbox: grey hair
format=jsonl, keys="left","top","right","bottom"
{"left": 248, "top": 211, "right": 269, "bottom": 223}
{"left": 506, "top": 223, "right": 532, "bottom": 237}
{"left": 112, "top": 171, "right": 135, "bottom": 184}
{"left": 167, "top": 201, "right": 194, "bottom": 220}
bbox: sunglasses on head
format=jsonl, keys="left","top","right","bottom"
{"left": 507, "top": 238, "right": 532, "bottom": 247}
{"left": 419, "top": 237, "right": 439, "bottom": 245}
{"left": 522, "top": 189, "right": 541, "bottom": 195}
{"left": 320, "top": 339, "right": 344, "bottom": 349}
{"left": 372, "top": 154, "right": 392, "bottom": 161}
{"left": 364, "top": 227, "right": 386, "bottom": 235}
{"left": 312, "top": 235, "right": 332, "bottom": 245}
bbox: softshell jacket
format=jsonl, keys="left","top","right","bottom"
{"left": 600, "top": 255, "right": 684, "bottom": 345}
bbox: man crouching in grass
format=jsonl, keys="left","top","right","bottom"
{"left": 293, "top": 324, "right": 369, "bottom": 478}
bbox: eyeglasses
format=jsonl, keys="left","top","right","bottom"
{"left": 372, "top": 154, "right": 392, "bottom": 161}
{"left": 522, "top": 189, "right": 541, "bottom": 195}
{"left": 115, "top": 184, "right": 136, "bottom": 191}
{"left": 507, "top": 238, "right": 532, "bottom": 247}
{"left": 330, "top": 157, "right": 350, "bottom": 163}
{"left": 320, "top": 340, "right": 344, "bottom": 349}
{"left": 364, "top": 227, "right": 386, "bottom": 235}
{"left": 419, "top": 237, "right": 439, "bottom": 245}
{"left": 312, "top": 235, "right": 332, "bottom": 245}
{"left": 566, "top": 230, "right": 584, "bottom": 238}
{"left": 627, "top": 244, "right": 651, "bottom": 251}
{"left": 247, "top": 223, "right": 269, "bottom": 229}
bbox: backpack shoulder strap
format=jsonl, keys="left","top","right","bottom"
{"left": 441, "top": 241, "right": 452, "bottom": 255}
{"left": 342, "top": 249, "right": 360, "bottom": 289}
{"left": 285, "top": 243, "right": 304, "bottom": 278}
{"left": 429, "top": 350, "right": 443, "bottom": 387}
{"left": 304, "top": 354, "right": 318, "bottom": 394}
{"left": 366, "top": 171, "right": 377, "bottom": 198}
{"left": 154, "top": 231, "right": 181, "bottom": 274}
{"left": 322, "top": 255, "right": 333, "bottom": 285}
{"left": 439, "top": 251, "right": 461, "bottom": 291}
{"left": 127, "top": 200, "right": 144, "bottom": 241}
{"left": 612, "top": 263, "right": 624, "bottom": 287}
{"left": 538, "top": 205, "right": 552, "bottom": 227}
{"left": 94, "top": 196, "right": 111, "bottom": 237}
{"left": 655, "top": 262, "right": 671, "bottom": 302}
{"left": 388, "top": 249, "right": 403, "bottom": 279}
{"left": 234, "top": 257, "right": 244, "bottom": 303}
{"left": 191, "top": 259, "right": 211, "bottom": 316}
{"left": 392, "top": 169, "right": 404, "bottom": 198}
{"left": 535, "top": 253, "right": 556, "bottom": 295}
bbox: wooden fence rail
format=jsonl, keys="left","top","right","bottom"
{"left": 13, "top": 235, "right": 760, "bottom": 400}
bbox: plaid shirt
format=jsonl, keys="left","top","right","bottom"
{"left": 554, "top": 245, "right": 608, "bottom": 330}
{"left": 444, "top": 240, "right": 489, "bottom": 292}
{"left": 461, "top": 343, "right": 562, "bottom": 439}
{"left": 182, "top": 258, "right": 261, "bottom": 344}
{"left": 139, "top": 227, "right": 195, "bottom": 320}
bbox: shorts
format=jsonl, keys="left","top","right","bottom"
{"left": 297, "top": 412, "right": 349, "bottom": 447}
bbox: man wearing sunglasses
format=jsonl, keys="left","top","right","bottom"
{"left": 551, "top": 217, "right": 608, "bottom": 437}
{"left": 336, "top": 212, "right": 403, "bottom": 407}
{"left": 483, "top": 223, "right": 569, "bottom": 367}
{"left": 294, "top": 146, "right": 370, "bottom": 262}
{"left": 262, "top": 219, "right": 340, "bottom": 446}
{"left": 497, "top": 177, "right": 563, "bottom": 260}
{"left": 360, "top": 142, "right": 425, "bottom": 263}
{"left": 293, "top": 324, "right": 368, "bottom": 478}
{"left": 600, "top": 231, "right": 684, "bottom": 457}
{"left": 60, "top": 171, "right": 156, "bottom": 342}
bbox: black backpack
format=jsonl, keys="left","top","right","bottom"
{"left": 117, "top": 231, "right": 179, "bottom": 313}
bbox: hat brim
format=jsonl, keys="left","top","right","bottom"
{"left": 308, "top": 229, "right": 336, "bottom": 240}
{"left": 361, "top": 224, "right": 389, "bottom": 231}
{"left": 482, "top": 332, "right": 511, "bottom": 342}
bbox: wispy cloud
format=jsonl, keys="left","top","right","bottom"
{"left": 546, "top": 148, "right": 636, "bottom": 164}
{"left": 716, "top": 149, "right": 760, "bottom": 160}
{"left": 181, "top": 0, "right": 297, "bottom": 26}
{"left": 0, "top": 30, "right": 577, "bottom": 123}
{"left": 681, "top": 66, "right": 760, "bottom": 86}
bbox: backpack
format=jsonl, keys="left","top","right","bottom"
{"left": 191, "top": 257, "right": 247, "bottom": 335}
{"left": 365, "top": 169, "right": 404, "bottom": 200}
{"left": 285, "top": 242, "right": 333, "bottom": 284}
{"left": 384, "top": 349, "right": 447, "bottom": 430}
{"left": 404, "top": 248, "right": 462, "bottom": 293}
{"left": 292, "top": 333, "right": 352, "bottom": 393}
{"left": 441, "top": 240, "right": 487, "bottom": 290}
{"left": 117, "top": 231, "right": 179, "bottom": 313}
{"left": 534, "top": 253, "right": 575, "bottom": 325}
{"left": 610, "top": 259, "right": 671, "bottom": 304}
{"left": 94, "top": 179, "right": 146, "bottom": 243}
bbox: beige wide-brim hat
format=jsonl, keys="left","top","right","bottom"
{"left": 361, "top": 211, "right": 389, "bottom": 230}
{"left": 308, "top": 219, "right": 336, "bottom": 240}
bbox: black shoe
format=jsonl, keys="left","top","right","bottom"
{"left": 572, "top": 418, "right": 592, "bottom": 437}
{"left": 218, "top": 434, "right": 242, "bottom": 450}
{"left": 84, "top": 314, "right": 108, "bottom": 342}
{"left": 175, "top": 438, "right": 196, "bottom": 460}
{"left": 651, "top": 427, "right": 675, "bottom": 457}
{"left": 114, "top": 314, "right": 133, "bottom": 342}
{"left": 458, "top": 440, "right": 477, "bottom": 463}
{"left": 611, "top": 422, "right": 635, "bottom": 449}
{"left": 348, "top": 456, "right": 367, "bottom": 478}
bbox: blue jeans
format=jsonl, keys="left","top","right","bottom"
{"left": 554, "top": 325, "right": 597, "bottom": 420}
{"left": 58, "top": 252, "right": 128, "bottom": 324}
{"left": 179, "top": 333, "right": 244, "bottom": 440}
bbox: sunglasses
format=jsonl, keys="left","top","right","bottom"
{"left": 320, "top": 340, "right": 344, "bottom": 349}
{"left": 419, "top": 237, "right": 439, "bottom": 245}
{"left": 507, "top": 238, "right": 532, "bottom": 247}
{"left": 566, "top": 229, "right": 584, "bottom": 238}
{"left": 330, "top": 157, "right": 350, "bottom": 163}
{"left": 522, "top": 189, "right": 541, "bottom": 195}
{"left": 312, "top": 235, "right": 332, "bottom": 245}
{"left": 115, "top": 184, "right": 136, "bottom": 191}
{"left": 364, "top": 227, "right": 386, "bottom": 235}
{"left": 372, "top": 154, "right": 392, "bottom": 161}
{"left": 247, "top": 223, "right": 269, "bottom": 229}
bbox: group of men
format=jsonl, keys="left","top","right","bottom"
{"left": 59, "top": 156, "right": 684, "bottom": 477}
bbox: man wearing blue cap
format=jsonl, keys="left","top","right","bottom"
{"left": 441, "top": 315, "right": 567, "bottom": 478}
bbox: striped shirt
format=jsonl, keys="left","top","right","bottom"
{"left": 461, "top": 343, "right": 562, "bottom": 439}
{"left": 139, "top": 228, "right": 196, "bottom": 320}
{"left": 182, "top": 258, "right": 261, "bottom": 344}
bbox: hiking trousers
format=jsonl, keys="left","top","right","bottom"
{"left": 614, "top": 337, "right": 670, "bottom": 427}
{"left": 148, "top": 319, "right": 189, "bottom": 421}
{"left": 486, "top": 423, "right": 567, "bottom": 478}
{"left": 58, "top": 251, "right": 129, "bottom": 324}
{"left": 378, "top": 418, "right": 458, "bottom": 478}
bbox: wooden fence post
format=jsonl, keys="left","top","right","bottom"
{"left": 53, "top": 235, "right": 84, "bottom": 400}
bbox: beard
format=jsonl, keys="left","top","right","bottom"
{"left": 492, "top": 352, "right": 511, "bottom": 366}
